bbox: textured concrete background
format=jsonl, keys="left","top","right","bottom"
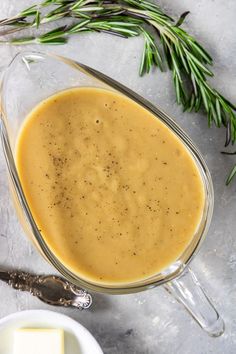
{"left": 0, "top": 1, "right": 236, "bottom": 353}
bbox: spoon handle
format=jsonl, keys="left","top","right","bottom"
{"left": 0, "top": 270, "right": 92, "bottom": 310}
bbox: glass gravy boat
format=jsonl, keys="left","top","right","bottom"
{"left": 0, "top": 51, "right": 224, "bottom": 337}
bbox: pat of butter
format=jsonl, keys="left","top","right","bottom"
{"left": 14, "top": 328, "right": 64, "bottom": 354}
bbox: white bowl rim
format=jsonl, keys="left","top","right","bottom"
{"left": 0, "top": 309, "right": 103, "bottom": 354}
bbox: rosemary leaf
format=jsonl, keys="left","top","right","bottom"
{"left": 226, "top": 165, "right": 236, "bottom": 185}
{"left": 175, "top": 11, "right": 190, "bottom": 28}
{"left": 35, "top": 10, "right": 41, "bottom": 28}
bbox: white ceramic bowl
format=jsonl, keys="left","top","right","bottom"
{"left": 0, "top": 310, "right": 103, "bottom": 354}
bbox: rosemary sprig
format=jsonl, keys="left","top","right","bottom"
{"left": 1, "top": 0, "right": 236, "bottom": 182}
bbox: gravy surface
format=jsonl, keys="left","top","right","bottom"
{"left": 16, "top": 88, "right": 205, "bottom": 284}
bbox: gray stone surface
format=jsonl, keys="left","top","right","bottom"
{"left": 0, "top": 0, "right": 236, "bottom": 353}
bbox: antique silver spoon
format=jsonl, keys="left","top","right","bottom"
{"left": 0, "top": 270, "right": 92, "bottom": 310}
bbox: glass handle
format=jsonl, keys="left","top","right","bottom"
{"left": 164, "top": 267, "right": 225, "bottom": 337}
